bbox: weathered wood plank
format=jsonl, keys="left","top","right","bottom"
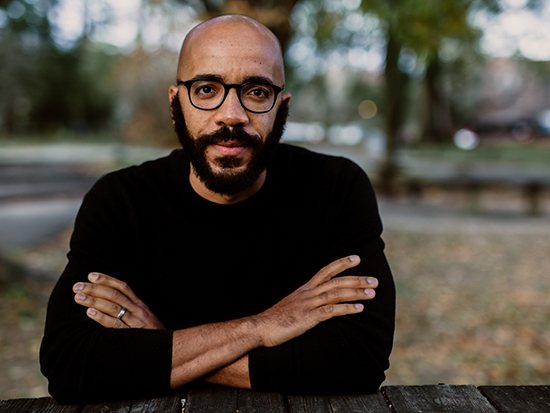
{"left": 0, "top": 398, "right": 36, "bottom": 413}
{"left": 129, "top": 392, "right": 182, "bottom": 412}
{"left": 287, "top": 395, "right": 332, "bottom": 413}
{"left": 237, "top": 390, "right": 286, "bottom": 413}
{"left": 330, "top": 393, "right": 392, "bottom": 412}
{"left": 383, "top": 385, "right": 498, "bottom": 413}
{"left": 27, "top": 398, "right": 80, "bottom": 413}
{"left": 185, "top": 388, "right": 238, "bottom": 413}
{"left": 479, "top": 385, "right": 550, "bottom": 413}
{"left": 80, "top": 399, "right": 132, "bottom": 412}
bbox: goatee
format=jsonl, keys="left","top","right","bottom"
{"left": 171, "top": 92, "right": 288, "bottom": 196}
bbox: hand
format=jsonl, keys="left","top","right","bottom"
{"left": 73, "top": 273, "right": 165, "bottom": 330}
{"left": 253, "top": 255, "right": 377, "bottom": 347}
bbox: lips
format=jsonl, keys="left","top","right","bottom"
{"left": 211, "top": 140, "right": 248, "bottom": 156}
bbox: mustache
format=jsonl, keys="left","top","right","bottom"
{"left": 199, "top": 126, "right": 261, "bottom": 147}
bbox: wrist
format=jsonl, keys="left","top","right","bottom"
{"left": 244, "top": 314, "right": 268, "bottom": 348}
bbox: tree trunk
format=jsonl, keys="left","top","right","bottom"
{"left": 200, "top": 0, "right": 299, "bottom": 51}
{"left": 422, "top": 51, "right": 454, "bottom": 143}
{"left": 379, "top": 29, "right": 409, "bottom": 197}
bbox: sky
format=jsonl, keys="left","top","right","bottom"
{"left": 473, "top": 0, "right": 550, "bottom": 61}
{"left": 46, "top": 0, "right": 198, "bottom": 52}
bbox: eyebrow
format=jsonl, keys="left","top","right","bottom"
{"left": 191, "top": 74, "right": 278, "bottom": 86}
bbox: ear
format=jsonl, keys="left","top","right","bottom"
{"left": 169, "top": 85, "right": 178, "bottom": 101}
{"left": 282, "top": 92, "right": 292, "bottom": 106}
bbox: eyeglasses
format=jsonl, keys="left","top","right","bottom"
{"left": 177, "top": 78, "right": 283, "bottom": 114}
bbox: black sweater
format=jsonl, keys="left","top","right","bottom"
{"left": 40, "top": 144, "right": 395, "bottom": 403}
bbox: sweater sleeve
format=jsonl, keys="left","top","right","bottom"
{"left": 248, "top": 163, "right": 396, "bottom": 394}
{"left": 39, "top": 174, "right": 174, "bottom": 404}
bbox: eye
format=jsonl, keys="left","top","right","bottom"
{"left": 192, "top": 82, "right": 221, "bottom": 99}
{"left": 198, "top": 86, "right": 214, "bottom": 95}
{"left": 244, "top": 84, "right": 273, "bottom": 101}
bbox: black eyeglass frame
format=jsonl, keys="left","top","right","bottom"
{"left": 177, "top": 79, "right": 283, "bottom": 114}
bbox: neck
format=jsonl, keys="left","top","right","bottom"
{"left": 188, "top": 165, "right": 267, "bottom": 205}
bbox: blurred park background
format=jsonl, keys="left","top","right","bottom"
{"left": 1, "top": 0, "right": 550, "bottom": 400}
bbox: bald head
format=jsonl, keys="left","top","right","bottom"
{"left": 176, "top": 15, "right": 285, "bottom": 85}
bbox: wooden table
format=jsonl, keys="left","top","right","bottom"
{"left": 2, "top": 385, "right": 550, "bottom": 412}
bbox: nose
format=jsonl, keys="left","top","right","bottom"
{"left": 213, "top": 88, "right": 249, "bottom": 128}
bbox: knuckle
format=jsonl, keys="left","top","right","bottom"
{"left": 107, "top": 289, "right": 121, "bottom": 301}
{"left": 320, "top": 304, "right": 335, "bottom": 316}
{"left": 115, "top": 320, "right": 130, "bottom": 329}
{"left": 330, "top": 277, "right": 342, "bottom": 287}
{"left": 108, "top": 301, "right": 120, "bottom": 313}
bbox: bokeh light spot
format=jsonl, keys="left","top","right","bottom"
{"left": 358, "top": 100, "right": 377, "bottom": 119}
{"left": 454, "top": 128, "right": 480, "bottom": 150}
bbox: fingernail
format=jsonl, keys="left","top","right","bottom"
{"left": 367, "top": 277, "right": 377, "bottom": 285}
{"left": 87, "top": 308, "right": 96, "bottom": 316}
{"left": 76, "top": 293, "right": 86, "bottom": 301}
{"left": 74, "top": 283, "right": 83, "bottom": 291}
{"left": 349, "top": 255, "right": 359, "bottom": 262}
{"left": 355, "top": 304, "right": 364, "bottom": 310}
{"left": 364, "top": 289, "right": 375, "bottom": 296}
{"left": 89, "top": 273, "right": 99, "bottom": 281}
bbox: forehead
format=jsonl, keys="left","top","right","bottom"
{"left": 179, "top": 21, "right": 284, "bottom": 84}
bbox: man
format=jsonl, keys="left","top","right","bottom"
{"left": 40, "top": 15, "right": 395, "bottom": 404}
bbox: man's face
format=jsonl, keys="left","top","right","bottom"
{"left": 169, "top": 18, "right": 291, "bottom": 196}
{"left": 171, "top": 92, "right": 288, "bottom": 195}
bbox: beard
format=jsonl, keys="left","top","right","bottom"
{"left": 171, "top": 92, "right": 288, "bottom": 196}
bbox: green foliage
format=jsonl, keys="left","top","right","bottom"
{"left": 0, "top": 0, "right": 116, "bottom": 136}
{"left": 360, "top": 0, "right": 484, "bottom": 60}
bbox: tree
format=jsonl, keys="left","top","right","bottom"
{"left": 355, "top": 0, "right": 501, "bottom": 195}
{"left": 191, "top": 0, "right": 300, "bottom": 51}
{"left": 0, "top": 0, "right": 117, "bottom": 136}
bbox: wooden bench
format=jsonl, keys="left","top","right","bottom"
{"left": 403, "top": 174, "right": 550, "bottom": 216}
{"left": 2, "top": 385, "right": 550, "bottom": 412}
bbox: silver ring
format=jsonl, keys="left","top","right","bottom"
{"left": 117, "top": 307, "right": 127, "bottom": 320}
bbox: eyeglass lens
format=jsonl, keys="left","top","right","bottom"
{"left": 189, "top": 80, "right": 276, "bottom": 112}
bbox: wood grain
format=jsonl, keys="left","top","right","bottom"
{"left": 384, "top": 385, "right": 498, "bottom": 413}
{"left": 80, "top": 399, "right": 131, "bottom": 413}
{"left": 330, "top": 393, "right": 392, "bottom": 412}
{"left": 27, "top": 398, "right": 80, "bottom": 413}
{"left": 288, "top": 395, "right": 332, "bottom": 413}
{"left": 479, "top": 385, "right": 550, "bottom": 413}
{"left": 0, "top": 398, "right": 36, "bottom": 413}
{"left": 237, "top": 389, "right": 286, "bottom": 413}
{"left": 185, "top": 388, "right": 238, "bottom": 413}
{"left": 129, "top": 392, "right": 181, "bottom": 412}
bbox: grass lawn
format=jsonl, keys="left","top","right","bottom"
{"left": 403, "top": 141, "right": 550, "bottom": 171}
{"left": 384, "top": 230, "right": 550, "bottom": 386}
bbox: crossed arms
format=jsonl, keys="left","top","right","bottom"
{"left": 72, "top": 255, "right": 378, "bottom": 389}
{"left": 40, "top": 151, "right": 395, "bottom": 403}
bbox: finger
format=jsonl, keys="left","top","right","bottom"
{"left": 74, "top": 292, "right": 131, "bottom": 320}
{"left": 308, "top": 255, "right": 361, "bottom": 287}
{"left": 316, "top": 303, "right": 365, "bottom": 322}
{"left": 315, "top": 286, "right": 376, "bottom": 305}
{"left": 88, "top": 273, "right": 144, "bottom": 306}
{"left": 73, "top": 282, "right": 136, "bottom": 314}
{"left": 316, "top": 276, "right": 378, "bottom": 294}
{"left": 86, "top": 308, "right": 130, "bottom": 329}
